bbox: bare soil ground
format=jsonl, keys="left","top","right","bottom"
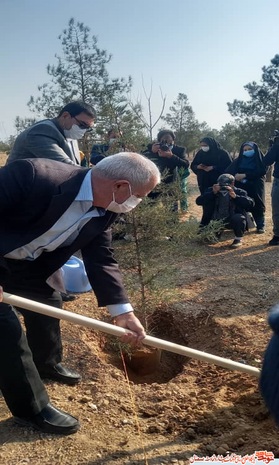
{"left": 1, "top": 152, "right": 279, "bottom": 464}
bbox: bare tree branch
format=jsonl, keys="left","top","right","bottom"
{"left": 128, "top": 77, "right": 166, "bottom": 141}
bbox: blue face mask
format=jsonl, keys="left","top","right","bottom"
{"left": 243, "top": 149, "right": 255, "bottom": 157}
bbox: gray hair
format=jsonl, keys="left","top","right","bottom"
{"left": 217, "top": 173, "right": 235, "bottom": 186}
{"left": 93, "top": 152, "right": 161, "bottom": 188}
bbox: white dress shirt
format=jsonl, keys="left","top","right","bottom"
{"left": 5, "top": 170, "right": 132, "bottom": 316}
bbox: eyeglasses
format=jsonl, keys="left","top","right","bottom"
{"left": 72, "top": 116, "right": 93, "bottom": 130}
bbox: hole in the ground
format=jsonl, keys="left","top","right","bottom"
{"left": 101, "top": 307, "right": 222, "bottom": 384}
{"left": 103, "top": 340, "right": 184, "bottom": 385}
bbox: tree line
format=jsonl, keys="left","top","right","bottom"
{"left": 1, "top": 18, "right": 279, "bottom": 156}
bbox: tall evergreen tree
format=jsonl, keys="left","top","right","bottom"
{"left": 28, "top": 18, "right": 114, "bottom": 117}
{"left": 19, "top": 18, "right": 146, "bottom": 152}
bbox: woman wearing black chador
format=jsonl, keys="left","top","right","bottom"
{"left": 226, "top": 141, "right": 267, "bottom": 234}
{"left": 191, "top": 137, "right": 232, "bottom": 194}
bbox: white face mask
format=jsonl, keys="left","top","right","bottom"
{"left": 64, "top": 124, "right": 87, "bottom": 140}
{"left": 106, "top": 186, "right": 142, "bottom": 213}
{"left": 109, "top": 138, "right": 117, "bottom": 145}
{"left": 201, "top": 146, "right": 210, "bottom": 152}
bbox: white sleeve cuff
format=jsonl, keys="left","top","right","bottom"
{"left": 107, "top": 303, "right": 133, "bottom": 317}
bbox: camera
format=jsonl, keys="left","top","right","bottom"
{"left": 219, "top": 184, "right": 230, "bottom": 192}
{"left": 159, "top": 140, "right": 171, "bottom": 151}
{"left": 269, "top": 130, "right": 279, "bottom": 147}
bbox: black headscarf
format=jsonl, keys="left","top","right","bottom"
{"left": 200, "top": 137, "right": 223, "bottom": 152}
{"left": 191, "top": 136, "right": 232, "bottom": 193}
{"left": 196, "top": 137, "right": 229, "bottom": 166}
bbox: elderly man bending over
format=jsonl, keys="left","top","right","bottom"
{"left": 0, "top": 152, "right": 160, "bottom": 435}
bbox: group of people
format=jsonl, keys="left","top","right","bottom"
{"left": 90, "top": 128, "right": 190, "bottom": 212}
{"left": 190, "top": 138, "right": 267, "bottom": 248}
{"left": 1, "top": 100, "right": 279, "bottom": 436}
{"left": 190, "top": 136, "right": 279, "bottom": 249}
{"left": 89, "top": 129, "right": 278, "bottom": 252}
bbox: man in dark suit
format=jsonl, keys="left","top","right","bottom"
{"left": 0, "top": 152, "right": 160, "bottom": 435}
{"left": 7, "top": 101, "right": 96, "bottom": 165}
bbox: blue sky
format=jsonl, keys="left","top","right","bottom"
{"left": 1, "top": 0, "right": 279, "bottom": 139}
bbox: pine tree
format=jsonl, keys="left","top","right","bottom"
{"left": 162, "top": 93, "right": 209, "bottom": 152}
{"left": 227, "top": 54, "right": 279, "bottom": 146}
{"left": 21, "top": 18, "right": 146, "bottom": 152}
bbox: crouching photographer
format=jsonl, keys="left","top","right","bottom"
{"left": 264, "top": 130, "right": 279, "bottom": 245}
{"left": 196, "top": 174, "right": 255, "bottom": 248}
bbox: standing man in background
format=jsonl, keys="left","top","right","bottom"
{"left": 7, "top": 101, "right": 96, "bottom": 165}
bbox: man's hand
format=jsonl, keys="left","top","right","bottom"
{"left": 213, "top": 184, "right": 236, "bottom": 198}
{"left": 228, "top": 187, "right": 236, "bottom": 198}
{"left": 114, "top": 312, "right": 146, "bottom": 346}
{"left": 0, "top": 286, "right": 3, "bottom": 302}
{"left": 221, "top": 185, "right": 236, "bottom": 198}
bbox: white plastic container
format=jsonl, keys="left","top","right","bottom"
{"left": 62, "top": 255, "right": 92, "bottom": 293}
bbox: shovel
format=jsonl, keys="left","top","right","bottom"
{"left": 3, "top": 292, "right": 260, "bottom": 378}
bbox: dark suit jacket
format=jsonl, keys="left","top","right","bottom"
{"left": 7, "top": 119, "right": 77, "bottom": 165}
{"left": 0, "top": 158, "right": 128, "bottom": 307}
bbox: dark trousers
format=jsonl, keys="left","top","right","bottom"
{"left": 2, "top": 259, "right": 64, "bottom": 367}
{"left": 15, "top": 290, "right": 63, "bottom": 369}
{"left": 0, "top": 303, "right": 49, "bottom": 417}
{"left": 225, "top": 213, "right": 246, "bottom": 237}
{"left": 200, "top": 212, "right": 246, "bottom": 237}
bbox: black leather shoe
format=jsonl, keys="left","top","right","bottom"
{"left": 38, "top": 363, "right": 81, "bottom": 385}
{"left": 269, "top": 236, "right": 279, "bottom": 246}
{"left": 61, "top": 292, "right": 76, "bottom": 302}
{"left": 14, "top": 403, "right": 80, "bottom": 435}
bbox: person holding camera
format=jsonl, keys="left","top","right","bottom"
{"left": 196, "top": 174, "right": 255, "bottom": 248}
{"left": 143, "top": 130, "right": 190, "bottom": 210}
{"left": 226, "top": 141, "right": 267, "bottom": 234}
{"left": 264, "top": 131, "right": 279, "bottom": 245}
